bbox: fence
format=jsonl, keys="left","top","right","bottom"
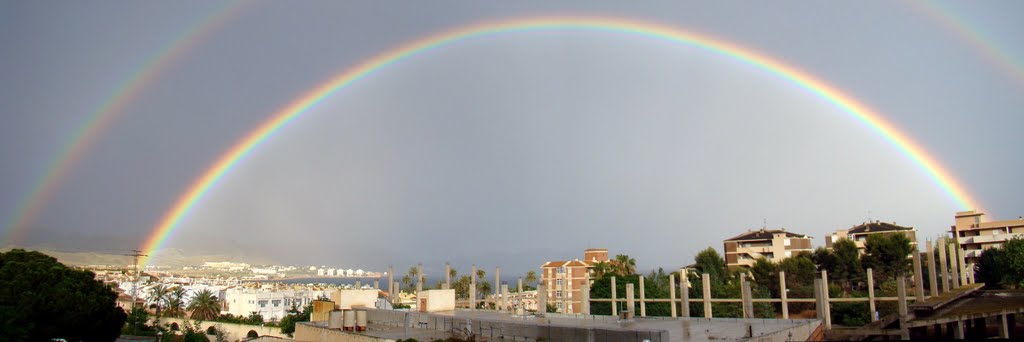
{"left": 549, "top": 237, "right": 974, "bottom": 330}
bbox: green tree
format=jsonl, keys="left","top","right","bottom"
{"left": 589, "top": 274, "right": 671, "bottom": 316}
{"left": 452, "top": 275, "right": 472, "bottom": 298}
{"left": 862, "top": 233, "right": 913, "bottom": 280}
{"left": 592, "top": 261, "right": 612, "bottom": 279}
{"left": 611, "top": 254, "right": 637, "bottom": 276}
{"left": 280, "top": 303, "right": 312, "bottom": 337}
{"left": 778, "top": 251, "right": 817, "bottom": 313}
{"left": 0, "top": 249, "right": 127, "bottom": 341}
{"left": 976, "top": 237, "right": 1024, "bottom": 288}
{"left": 187, "top": 289, "right": 221, "bottom": 320}
{"left": 693, "top": 247, "right": 727, "bottom": 283}
{"left": 149, "top": 283, "right": 170, "bottom": 319}
{"left": 813, "top": 239, "right": 863, "bottom": 294}
{"left": 166, "top": 286, "right": 188, "bottom": 317}
{"left": 525, "top": 270, "right": 538, "bottom": 289}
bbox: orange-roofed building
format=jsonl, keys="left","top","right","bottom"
{"left": 540, "top": 248, "right": 608, "bottom": 314}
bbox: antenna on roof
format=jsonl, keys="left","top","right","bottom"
{"left": 763, "top": 218, "right": 767, "bottom": 229}
{"left": 867, "top": 210, "right": 873, "bottom": 223}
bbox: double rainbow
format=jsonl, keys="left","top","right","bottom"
{"left": 140, "top": 16, "right": 980, "bottom": 265}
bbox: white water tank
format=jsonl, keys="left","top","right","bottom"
{"left": 328, "top": 310, "right": 343, "bottom": 329}
{"left": 355, "top": 309, "right": 367, "bottom": 330}
{"left": 343, "top": 309, "right": 356, "bottom": 330}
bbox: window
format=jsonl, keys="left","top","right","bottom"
{"left": 556, "top": 291, "right": 562, "bottom": 298}
{"left": 272, "top": 300, "right": 281, "bottom": 307}
{"left": 784, "top": 238, "right": 791, "bottom": 246}
{"left": 785, "top": 251, "right": 792, "bottom": 258}
{"left": 557, "top": 302, "right": 563, "bottom": 309}
{"left": 259, "top": 300, "right": 268, "bottom": 308}
{"left": 557, "top": 279, "right": 563, "bottom": 286}
{"left": 556, "top": 268, "right": 564, "bottom": 274}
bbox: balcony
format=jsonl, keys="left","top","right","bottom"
{"left": 964, "top": 232, "right": 1024, "bottom": 244}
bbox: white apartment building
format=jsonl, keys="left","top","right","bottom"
{"left": 221, "top": 287, "right": 332, "bottom": 321}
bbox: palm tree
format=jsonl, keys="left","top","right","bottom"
{"left": 187, "top": 289, "right": 221, "bottom": 320}
{"left": 592, "top": 261, "right": 612, "bottom": 278}
{"left": 525, "top": 270, "right": 538, "bottom": 287}
{"left": 613, "top": 254, "right": 636, "bottom": 276}
{"left": 406, "top": 266, "right": 420, "bottom": 290}
{"left": 475, "top": 268, "right": 486, "bottom": 281}
{"left": 449, "top": 268, "right": 457, "bottom": 280}
{"left": 148, "top": 284, "right": 170, "bottom": 318}
{"left": 165, "top": 286, "right": 187, "bottom": 317}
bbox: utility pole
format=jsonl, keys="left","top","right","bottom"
{"left": 124, "top": 249, "right": 147, "bottom": 309}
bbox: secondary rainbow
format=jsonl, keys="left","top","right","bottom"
{"left": 140, "top": 16, "right": 982, "bottom": 265}
{"left": 909, "top": 1, "right": 1024, "bottom": 89}
{"left": 1, "top": 1, "right": 251, "bottom": 244}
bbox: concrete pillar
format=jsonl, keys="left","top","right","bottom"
{"left": 744, "top": 276, "right": 754, "bottom": 319}
{"left": 999, "top": 313, "right": 1011, "bottom": 339}
{"left": 625, "top": 283, "right": 635, "bottom": 319}
{"left": 416, "top": 263, "right": 423, "bottom": 293}
{"left": 814, "top": 278, "right": 823, "bottom": 320}
{"left": 355, "top": 280, "right": 361, "bottom": 289}
{"left": 939, "top": 237, "right": 950, "bottom": 292}
{"left": 518, "top": 277, "right": 523, "bottom": 293}
{"left": 926, "top": 240, "right": 938, "bottom": 296}
{"left": 702, "top": 273, "right": 712, "bottom": 318}
{"left": 913, "top": 249, "right": 925, "bottom": 302}
{"left": 374, "top": 279, "right": 379, "bottom": 289}
{"left": 867, "top": 268, "right": 877, "bottom": 321}
{"left": 494, "top": 267, "right": 501, "bottom": 298}
{"left": 957, "top": 244, "right": 968, "bottom": 286}
{"left": 897, "top": 276, "right": 908, "bottom": 318}
{"left": 393, "top": 281, "right": 400, "bottom": 305}
{"left": 779, "top": 270, "right": 788, "bottom": 319}
{"left": 537, "top": 284, "right": 546, "bottom": 313}
{"left": 388, "top": 265, "right": 394, "bottom": 302}
{"left": 470, "top": 265, "right": 476, "bottom": 309}
{"left": 953, "top": 319, "right": 965, "bottom": 339}
{"left": 611, "top": 276, "right": 617, "bottom": 316}
{"left": 948, "top": 242, "right": 960, "bottom": 288}
{"left": 581, "top": 282, "right": 590, "bottom": 315}
{"left": 638, "top": 275, "right": 646, "bottom": 317}
{"left": 680, "top": 269, "right": 690, "bottom": 318}
{"left": 740, "top": 273, "right": 752, "bottom": 319}
{"left": 501, "top": 284, "right": 508, "bottom": 312}
{"left": 444, "top": 263, "right": 451, "bottom": 290}
{"left": 821, "top": 270, "right": 831, "bottom": 330}
{"left": 668, "top": 274, "right": 676, "bottom": 318}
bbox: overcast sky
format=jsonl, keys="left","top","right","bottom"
{"left": 1, "top": 1, "right": 1022, "bottom": 275}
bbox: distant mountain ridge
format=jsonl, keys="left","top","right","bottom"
{"left": 1, "top": 246, "right": 278, "bottom": 267}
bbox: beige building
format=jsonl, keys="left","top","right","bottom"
{"left": 724, "top": 228, "right": 813, "bottom": 268}
{"left": 540, "top": 248, "right": 608, "bottom": 314}
{"left": 825, "top": 221, "right": 917, "bottom": 252}
{"left": 951, "top": 210, "right": 1024, "bottom": 265}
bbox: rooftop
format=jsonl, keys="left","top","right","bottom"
{"left": 847, "top": 221, "right": 913, "bottom": 234}
{"left": 725, "top": 228, "right": 810, "bottom": 242}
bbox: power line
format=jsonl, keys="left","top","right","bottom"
{"left": 123, "top": 249, "right": 147, "bottom": 309}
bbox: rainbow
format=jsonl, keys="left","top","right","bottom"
{"left": 140, "top": 16, "right": 981, "bottom": 265}
{"left": 2, "top": 1, "right": 251, "bottom": 244}
{"left": 909, "top": 1, "right": 1024, "bottom": 88}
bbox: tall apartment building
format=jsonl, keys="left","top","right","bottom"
{"left": 540, "top": 248, "right": 608, "bottom": 314}
{"left": 825, "top": 221, "right": 917, "bottom": 252}
{"left": 723, "top": 228, "right": 812, "bottom": 268}
{"left": 951, "top": 210, "right": 1024, "bottom": 265}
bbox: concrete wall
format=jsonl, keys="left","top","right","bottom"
{"left": 294, "top": 322, "right": 393, "bottom": 342}
{"left": 155, "top": 317, "right": 282, "bottom": 341}
{"left": 419, "top": 289, "right": 455, "bottom": 312}
{"left": 331, "top": 289, "right": 378, "bottom": 310}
